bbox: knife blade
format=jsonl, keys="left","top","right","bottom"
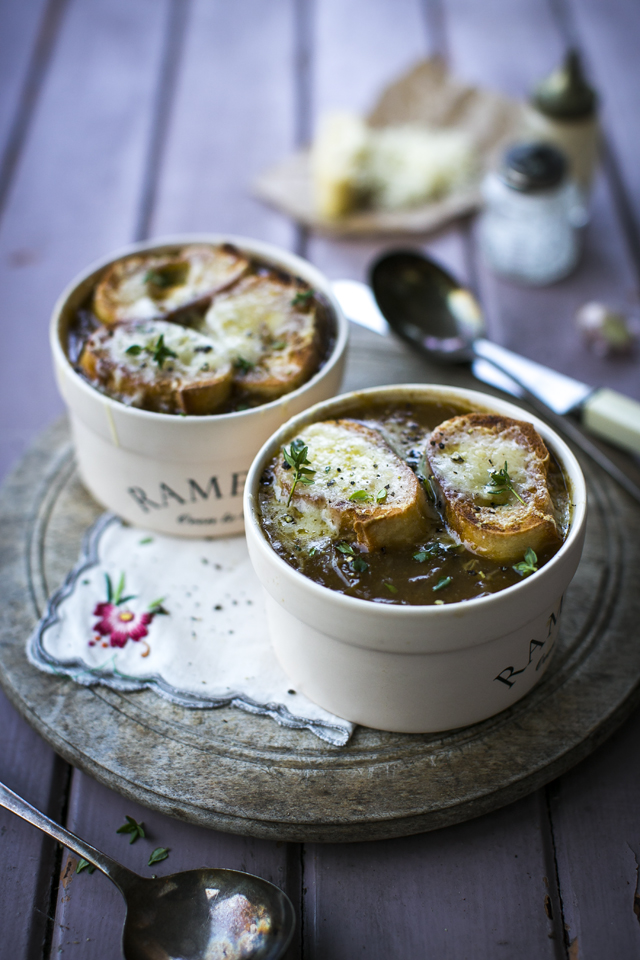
{"left": 332, "top": 279, "right": 640, "bottom": 458}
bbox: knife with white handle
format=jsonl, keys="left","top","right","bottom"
{"left": 333, "top": 279, "right": 640, "bottom": 458}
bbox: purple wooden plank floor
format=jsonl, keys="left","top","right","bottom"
{"left": 1, "top": 0, "right": 640, "bottom": 958}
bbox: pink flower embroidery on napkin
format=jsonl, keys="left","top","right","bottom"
{"left": 93, "top": 603, "right": 153, "bottom": 648}
{"left": 89, "top": 573, "right": 167, "bottom": 650}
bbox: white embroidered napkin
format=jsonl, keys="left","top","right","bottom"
{"left": 27, "top": 513, "right": 354, "bottom": 746}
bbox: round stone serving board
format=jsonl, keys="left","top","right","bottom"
{"left": 2, "top": 326, "right": 640, "bottom": 842}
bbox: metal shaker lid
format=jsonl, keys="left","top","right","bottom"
{"left": 500, "top": 142, "right": 567, "bottom": 192}
{"left": 532, "top": 49, "right": 597, "bottom": 120}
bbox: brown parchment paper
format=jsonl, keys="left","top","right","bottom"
{"left": 253, "top": 59, "right": 523, "bottom": 237}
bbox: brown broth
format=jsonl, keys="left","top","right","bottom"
{"left": 66, "top": 250, "right": 336, "bottom": 415}
{"left": 258, "top": 400, "right": 570, "bottom": 606}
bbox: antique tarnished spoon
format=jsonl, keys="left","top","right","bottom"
{"left": 368, "top": 249, "right": 640, "bottom": 506}
{"left": 0, "top": 780, "right": 295, "bottom": 960}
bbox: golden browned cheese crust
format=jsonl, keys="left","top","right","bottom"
{"left": 78, "top": 320, "right": 233, "bottom": 415}
{"left": 203, "top": 273, "right": 322, "bottom": 403}
{"left": 93, "top": 244, "right": 249, "bottom": 326}
{"left": 426, "top": 412, "right": 559, "bottom": 563}
{"left": 274, "top": 419, "right": 429, "bottom": 551}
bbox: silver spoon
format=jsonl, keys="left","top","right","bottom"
{"left": 370, "top": 249, "right": 640, "bottom": 507}
{"left": 0, "top": 780, "right": 295, "bottom": 960}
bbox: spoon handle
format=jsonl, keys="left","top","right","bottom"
{"left": 0, "top": 780, "right": 139, "bottom": 893}
{"left": 477, "top": 354, "right": 640, "bottom": 507}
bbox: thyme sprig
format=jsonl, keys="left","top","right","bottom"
{"left": 283, "top": 439, "right": 315, "bottom": 506}
{"left": 125, "top": 334, "right": 177, "bottom": 369}
{"left": 513, "top": 548, "right": 538, "bottom": 577}
{"left": 487, "top": 461, "right": 525, "bottom": 505}
{"left": 116, "top": 815, "right": 145, "bottom": 844}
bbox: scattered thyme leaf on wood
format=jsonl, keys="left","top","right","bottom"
{"left": 148, "top": 847, "right": 170, "bottom": 866}
{"left": 282, "top": 438, "right": 315, "bottom": 506}
{"left": 513, "top": 548, "right": 538, "bottom": 577}
{"left": 116, "top": 815, "right": 146, "bottom": 844}
{"left": 76, "top": 858, "right": 96, "bottom": 874}
{"left": 487, "top": 461, "right": 525, "bottom": 505}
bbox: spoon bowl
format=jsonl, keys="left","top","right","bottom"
{"left": 0, "top": 780, "right": 295, "bottom": 960}
{"left": 122, "top": 868, "right": 295, "bottom": 960}
{"left": 370, "top": 250, "right": 485, "bottom": 362}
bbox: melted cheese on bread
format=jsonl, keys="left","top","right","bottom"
{"left": 93, "top": 244, "right": 249, "bottom": 326}
{"left": 79, "top": 320, "right": 232, "bottom": 415}
{"left": 427, "top": 413, "right": 559, "bottom": 563}
{"left": 273, "top": 419, "right": 429, "bottom": 551}
{"left": 203, "top": 274, "right": 320, "bottom": 401}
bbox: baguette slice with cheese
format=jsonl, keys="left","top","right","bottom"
{"left": 203, "top": 273, "right": 321, "bottom": 402}
{"left": 426, "top": 413, "right": 559, "bottom": 563}
{"left": 79, "top": 320, "right": 232, "bottom": 415}
{"left": 274, "top": 419, "right": 429, "bottom": 550}
{"left": 93, "top": 244, "right": 249, "bottom": 326}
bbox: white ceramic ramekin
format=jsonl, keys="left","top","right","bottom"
{"left": 50, "top": 234, "right": 348, "bottom": 537}
{"left": 244, "top": 384, "right": 587, "bottom": 733}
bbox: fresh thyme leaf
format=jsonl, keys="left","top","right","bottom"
{"left": 384, "top": 582, "right": 398, "bottom": 594}
{"left": 375, "top": 489, "right": 387, "bottom": 503}
{"left": 148, "top": 847, "right": 169, "bottom": 866}
{"left": 413, "top": 543, "right": 440, "bottom": 562}
{"left": 433, "top": 576, "right": 452, "bottom": 592}
{"left": 139, "top": 537, "right": 153, "bottom": 545}
{"left": 351, "top": 557, "right": 369, "bottom": 573}
{"left": 125, "top": 344, "right": 143, "bottom": 356}
{"left": 151, "top": 335, "right": 178, "bottom": 370}
{"left": 233, "top": 356, "right": 254, "bottom": 373}
{"left": 116, "top": 815, "right": 146, "bottom": 844}
{"left": 271, "top": 340, "right": 286, "bottom": 350}
{"left": 324, "top": 465, "right": 331, "bottom": 473}
{"left": 513, "top": 548, "right": 538, "bottom": 577}
{"left": 487, "top": 461, "right": 525, "bottom": 505}
{"left": 349, "top": 489, "right": 373, "bottom": 502}
{"left": 76, "top": 858, "right": 96, "bottom": 874}
{"left": 336, "top": 542, "right": 355, "bottom": 556}
{"left": 308, "top": 546, "right": 317, "bottom": 557}
{"left": 282, "top": 439, "right": 315, "bottom": 506}
{"left": 291, "top": 289, "right": 314, "bottom": 307}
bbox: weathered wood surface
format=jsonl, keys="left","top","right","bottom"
{"left": 1, "top": 0, "right": 640, "bottom": 957}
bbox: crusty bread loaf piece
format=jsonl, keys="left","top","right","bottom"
{"left": 93, "top": 244, "right": 249, "bottom": 326}
{"left": 203, "top": 273, "right": 321, "bottom": 402}
{"left": 426, "top": 413, "right": 559, "bottom": 563}
{"left": 274, "top": 419, "right": 429, "bottom": 551}
{"left": 78, "top": 320, "right": 232, "bottom": 415}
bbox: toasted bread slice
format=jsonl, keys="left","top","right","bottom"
{"left": 426, "top": 413, "right": 559, "bottom": 563}
{"left": 203, "top": 273, "right": 321, "bottom": 402}
{"left": 93, "top": 244, "right": 249, "bottom": 326}
{"left": 274, "top": 419, "right": 429, "bottom": 551}
{"left": 78, "top": 320, "right": 232, "bottom": 415}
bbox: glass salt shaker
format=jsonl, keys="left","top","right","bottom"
{"left": 479, "top": 142, "right": 586, "bottom": 286}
